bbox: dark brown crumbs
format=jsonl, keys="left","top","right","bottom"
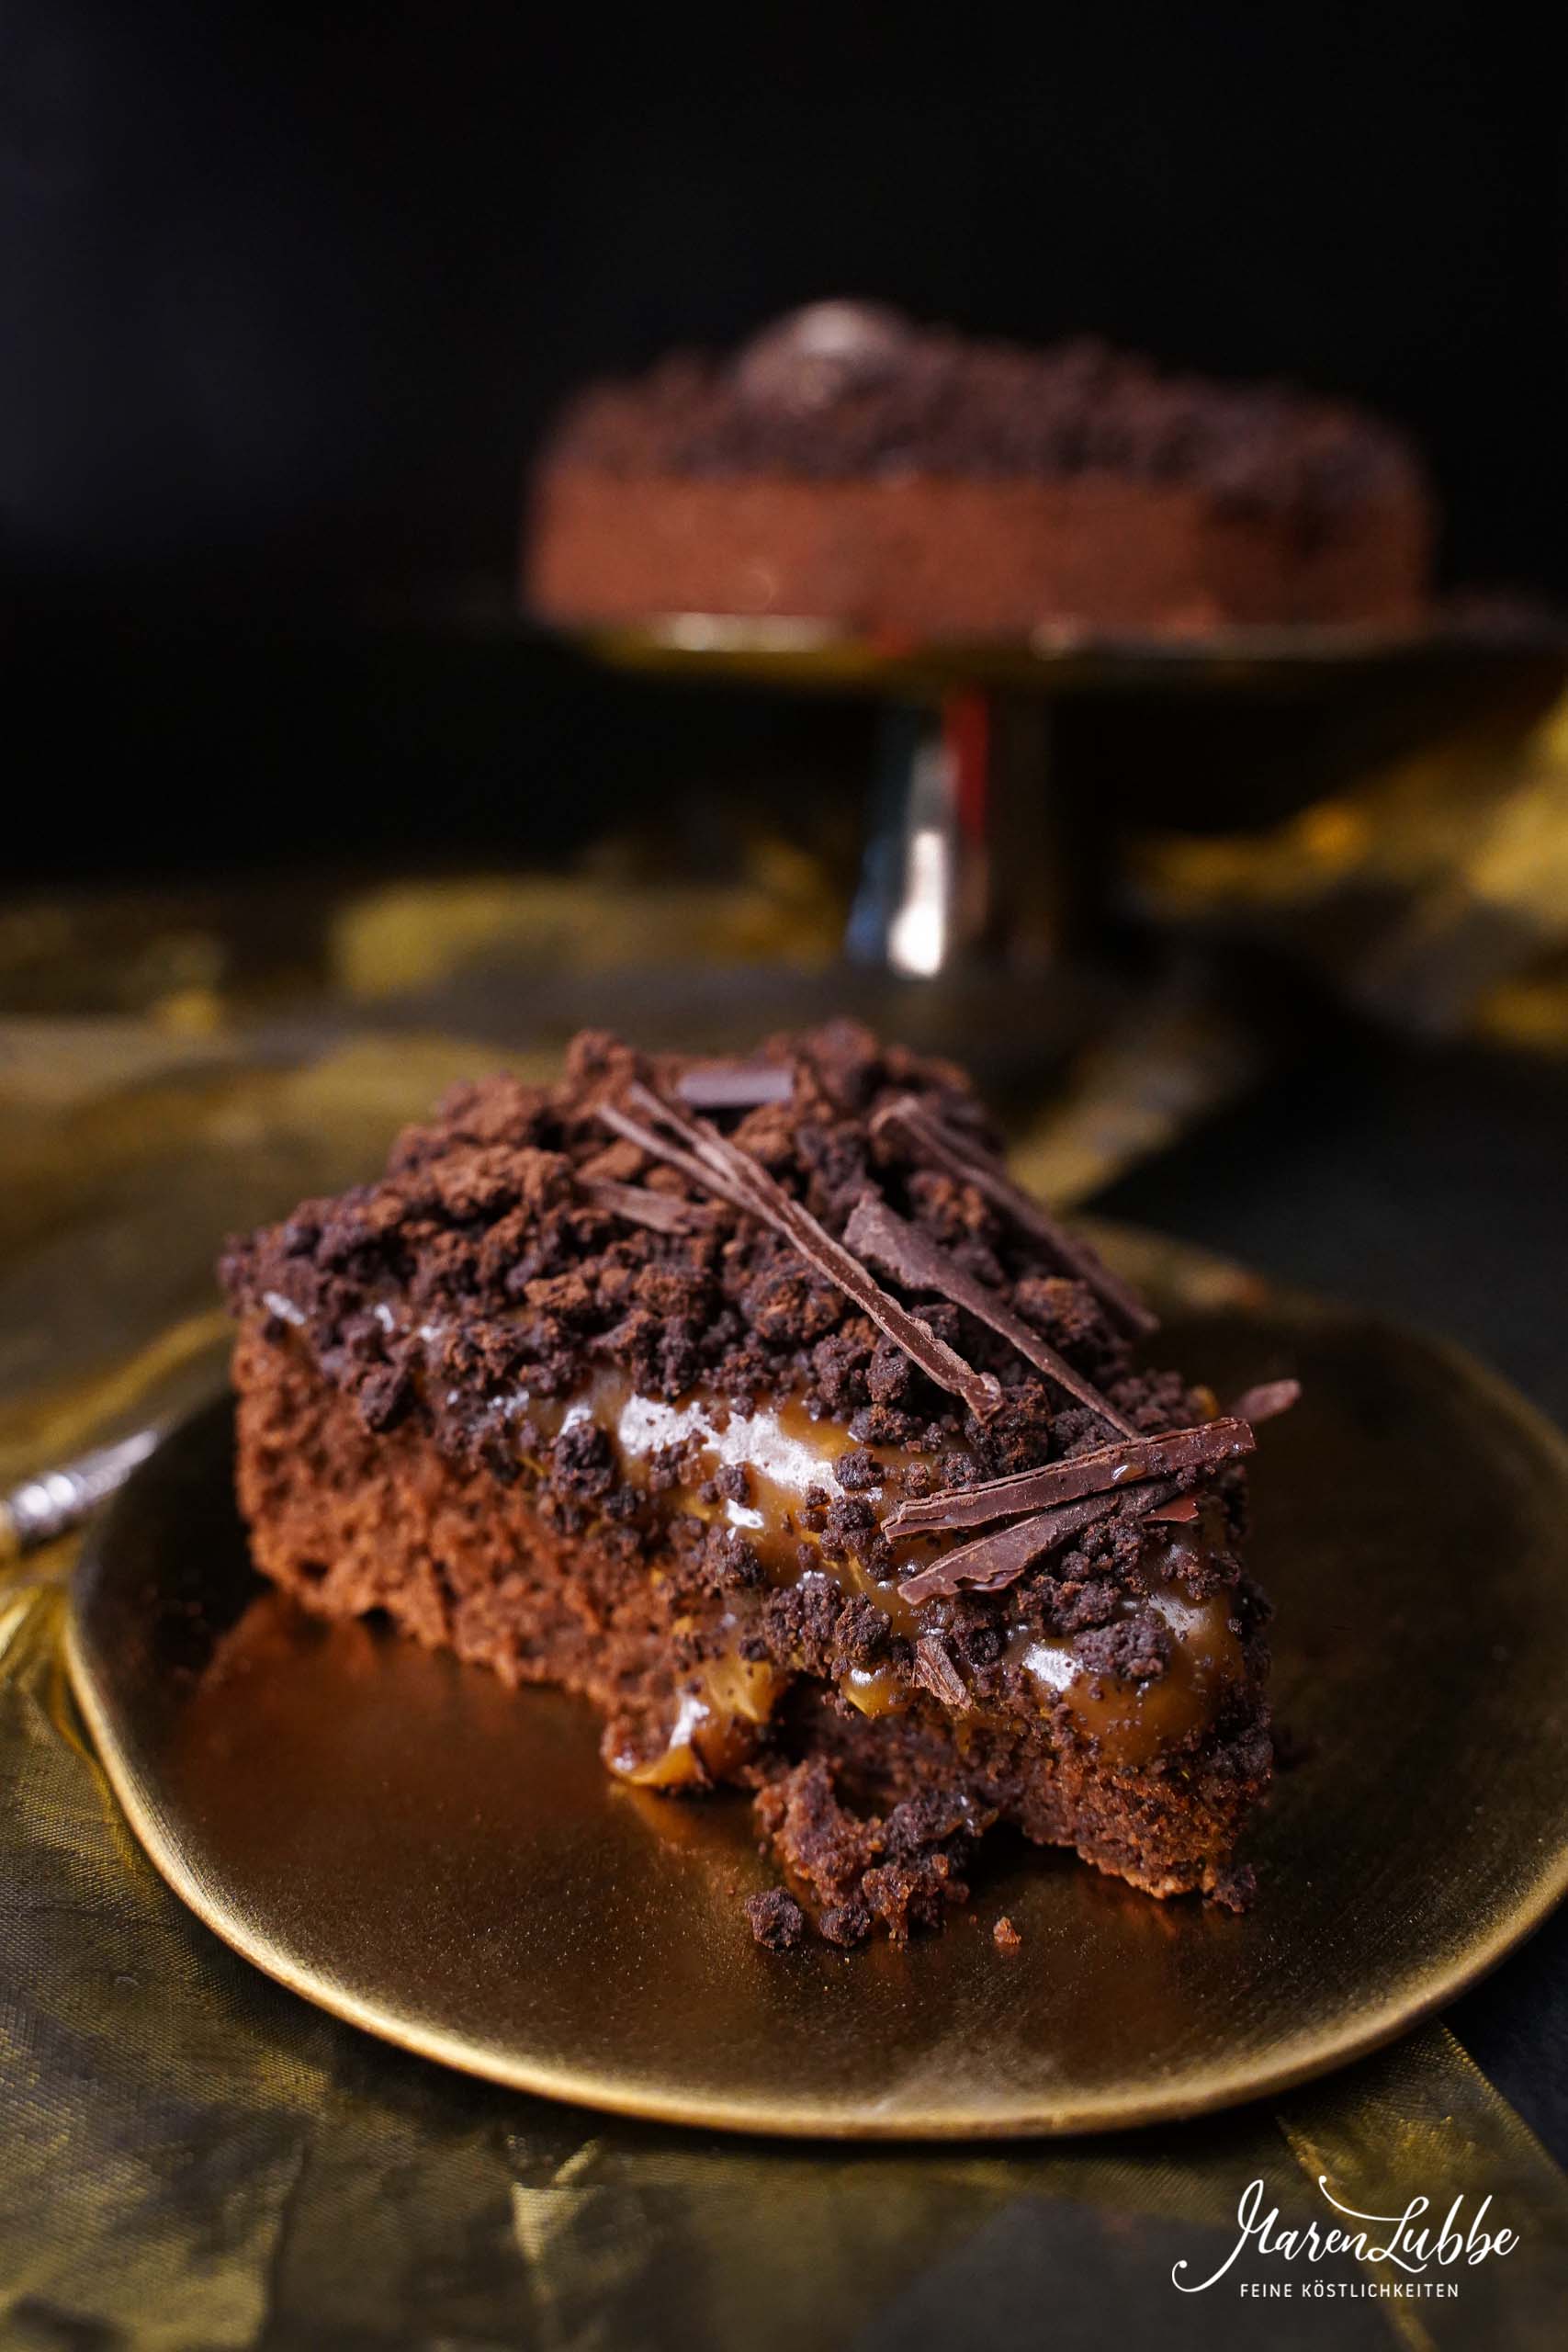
{"left": 1209, "top": 1863, "right": 1258, "bottom": 1914}
{"left": 612, "top": 1078, "right": 1006, "bottom": 1421}
{"left": 1074, "top": 1611, "right": 1172, "bottom": 1684}
{"left": 755, "top": 1758, "right": 985, "bottom": 1947}
{"left": 992, "top": 1916, "right": 1023, "bottom": 1951}
{"left": 761, "top": 1579, "right": 885, "bottom": 1679}
{"left": 833, "top": 1446, "right": 879, "bottom": 1491}
{"left": 545, "top": 304, "right": 1426, "bottom": 519}
{"left": 698, "top": 1462, "right": 751, "bottom": 1508}
{"left": 745, "top": 1888, "right": 807, "bottom": 1951}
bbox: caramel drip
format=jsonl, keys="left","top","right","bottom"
{"left": 1008, "top": 1535, "right": 1247, "bottom": 1770}
{"left": 507, "top": 1371, "right": 941, "bottom": 1785}
{"left": 841, "top": 1664, "right": 910, "bottom": 1719}
{"left": 611, "top": 1651, "right": 784, "bottom": 1788}
{"left": 571, "top": 1376, "right": 1241, "bottom": 1782}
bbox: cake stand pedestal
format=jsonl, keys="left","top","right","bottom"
{"left": 569, "top": 614, "right": 1488, "bottom": 981}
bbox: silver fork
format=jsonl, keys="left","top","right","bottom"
{"left": 0, "top": 1430, "right": 160, "bottom": 1563}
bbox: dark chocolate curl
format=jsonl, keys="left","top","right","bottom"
{"left": 844, "top": 1193, "right": 1134, "bottom": 1435}
{"left": 1145, "top": 1494, "right": 1201, "bottom": 1523}
{"left": 871, "top": 1094, "right": 1157, "bottom": 1336}
{"left": 897, "top": 1478, "right": 1182, "bottom": 1605}
{"left": 912, "top": 1634, "right": 970, "bottom": 1711}
{"left": 581, "top": 1181, "right": 716, "bottom": 1237}
{"left": 675, "top": 1059, "right": 795, "bottom": 1111}
{"left": 1230, "top": 1378, "right": 1302, "bottom": 1425}
{"left": 596, "top": 1101, "right": 755, "bottom": 1214}
{"left": 885, "top": 1418, "right": 1254, "bottom": 1537}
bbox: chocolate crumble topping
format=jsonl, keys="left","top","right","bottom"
{"left": 225, "top": 1023, "right": 1205, "bottom": 1494}
{"left": 745, "top": 1888, "right": 807, "bottom": 1951}
{"left": 1074, "top": 1611, "right": 1174, "bottom": 1685}
{"left": 545, "top": 303, "right": 1425, "bottom": 521}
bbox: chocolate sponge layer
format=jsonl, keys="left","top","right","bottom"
{"left": 231, "top": 1324, "right": 1270, "bottom": 1933}
{"left": 232, "top": 1326, "right": 690, "bottom": 1759}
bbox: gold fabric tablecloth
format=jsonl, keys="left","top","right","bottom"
{"left": 3, "top": 1022, "right": 1568, "bottom": 2349}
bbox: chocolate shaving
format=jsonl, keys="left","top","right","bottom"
{"left": 1146, "top": 1494, "right": 1201, "bottom": 1523}
{"left": 1230, "top": 1378, "right": 1302, "bottom": 1425}
{"left": 675, "top": 1058, "right": 795, "bottom": 1111}
{"left": 897, "top": 1478, "right": 1181, "bottom": 1605}
{"left": 871, "top": 1094, "right": 1157, "bottom": 1336}
{"left": 581, "top": 1180, "right": 716, "bottom": 1237}
{"left": 912, "top": 1633, "right": 970, "bottom": 1711}
{"left": 605, "top": 1080, "right": 1004, "bottom": 1420}
{"left": 885, "top": 1418, "right": 1254, "bottom": 1537}
{"left": 596, "top": 1100, "right": 755, "bottom": 1215}
{"left": 844, "top": 1193, "right": 1134, "bottom": 1435}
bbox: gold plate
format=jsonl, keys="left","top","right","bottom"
{"left": 67, "top": 1271, "right": 1568, "bottom": 2139}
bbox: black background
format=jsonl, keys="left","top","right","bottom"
{"left": 3, "top": 0, "right": 1566, "bottom": 876}
{"left": 4, "top": 0, "right": 1567, "bottom": 591}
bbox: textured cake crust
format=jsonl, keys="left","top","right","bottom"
{"left": 233, "top": 1324, "right": 702, "bottom": 1761}
{"left": 528, "top": 465, "right": 1430, "bottom": 638}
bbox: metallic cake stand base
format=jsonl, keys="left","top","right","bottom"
{"left": 572, "top": 613, "right": 1535, "bottom": 981}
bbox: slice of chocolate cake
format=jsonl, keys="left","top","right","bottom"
{"left": 221, "top": 1025, "right": 1281, "bottom": 1946}
{"left": 526, "top": 300, "right": 1433, "bottom": 638}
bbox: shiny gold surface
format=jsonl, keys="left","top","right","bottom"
{"left": 68, "top": 1281, "right": 1568, "bottom": 2139}
{"left": 577, "top": 614, "right": 1456, "bottom": 695}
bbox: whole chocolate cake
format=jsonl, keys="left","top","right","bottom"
{"left": 222, "top": 1024, "right": 1285, "bottom": 1948}
{"left": 526, "top": 301, "right": 1433, "bottom": 638}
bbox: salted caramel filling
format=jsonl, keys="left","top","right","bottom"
{"left": 415, "top": 1343, "right": 1243, "bottom": 1785}
{"left": 1010, "top": 1574, "right": 1246, "bottom": 1769}
{"left": 556, "top": 1373, "right": 937, "bottom": 1595}
{"left": 507, "top": 1373, "right": 937, "bottom": 1785}
{"left": 841, "top": 1663, "right": 911, "bottom": 1719}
